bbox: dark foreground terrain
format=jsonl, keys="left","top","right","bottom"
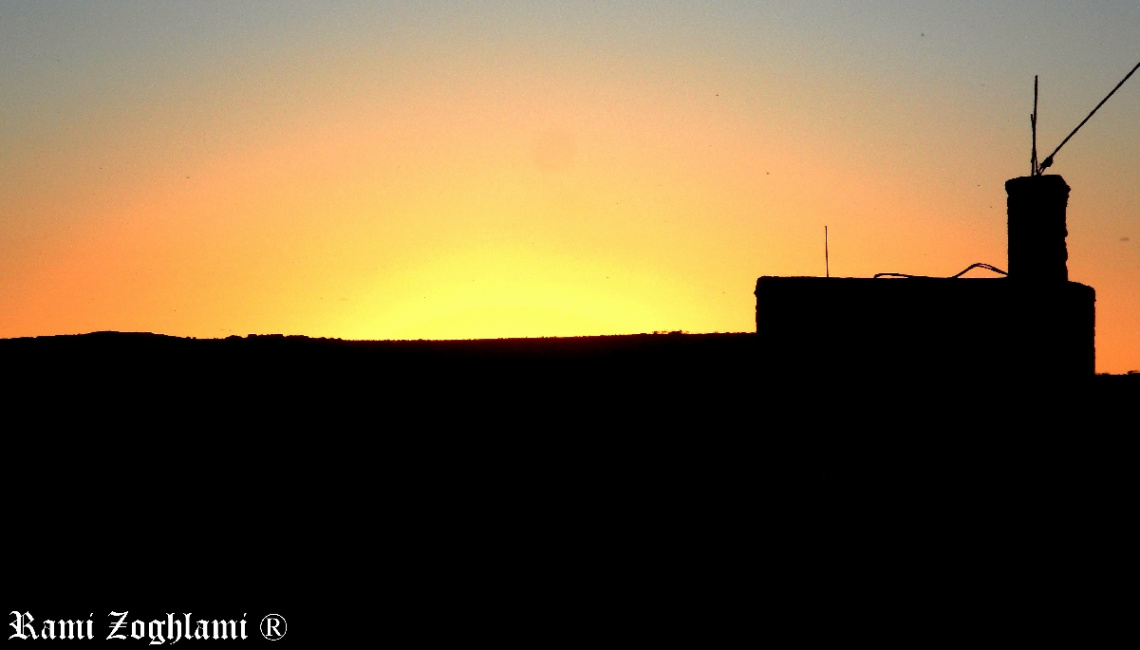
{"left": 4, "top": 332, "right": 1135, "bottom": 643}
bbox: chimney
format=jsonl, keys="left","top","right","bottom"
{"left": 1005, "top": 174, "right": 1070, "bottom": 282}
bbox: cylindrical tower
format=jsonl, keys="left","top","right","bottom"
{"left": 1005, "top": 175, "right": 1070, "bottom": 282}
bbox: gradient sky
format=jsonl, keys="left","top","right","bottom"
{"left": 2, "top": 1, "right": 1137, "bottom": 372}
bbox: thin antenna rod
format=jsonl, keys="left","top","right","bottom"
{"left": 1039, "top": 59, "right": 1140, "bottom": 173}
{"left": 1031, "top": 75, "right": 1039, "bottom": 176}
{"left": 825, "top": 226, "right": 829, "bottom": 278}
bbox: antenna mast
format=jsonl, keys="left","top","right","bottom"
{"left": 1031, "top": 75, "right": 1039, "bottom": 176}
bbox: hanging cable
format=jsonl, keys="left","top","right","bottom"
{"left": 1038, "top": 59, "right": 1140, "bottom": 174}
{"left": 874, "top": 263, "right": 1008, "bottom": 279}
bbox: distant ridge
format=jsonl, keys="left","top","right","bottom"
{"left": 4, "top": 329, "right": 1136, "bottom": 376}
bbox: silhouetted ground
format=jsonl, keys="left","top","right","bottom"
{"left": 4, "top": 332, "right": 1135, "bottom": 643}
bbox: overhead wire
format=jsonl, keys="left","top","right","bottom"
{"left": 1037, "top": 59, "right": 1140, "bottom": 174}
{"left": 874, "top": 263, "right": 1008, "bottom": 279}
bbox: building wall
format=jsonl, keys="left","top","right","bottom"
{"left": 754, "top": 276, "right": 1095, "bottom": 380}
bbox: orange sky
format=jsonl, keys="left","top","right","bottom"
{"left": 1, "top": 3, "right": 1136, "bottom": 372}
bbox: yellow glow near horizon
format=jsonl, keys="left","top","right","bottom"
{"left": 2, "top": 4, "right": 1136, "bottom": 373}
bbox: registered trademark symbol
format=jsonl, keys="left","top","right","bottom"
{"left": 260, "top": 614, "right": 286, "bottom": 641}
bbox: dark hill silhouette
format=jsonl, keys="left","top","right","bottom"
{"left": 4, "top": 330, "right": 1134, "bottom": 642}
{"left": 5, "top": 329, "right": 1132, "bottom": 431}
{"left": 4, "top": 328, "right": 1132, "bottom": 451}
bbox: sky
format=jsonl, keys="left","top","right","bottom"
{"left": 1, "top": 1, "right": 1137, "bottom": 373}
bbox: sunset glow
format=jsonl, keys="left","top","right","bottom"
{"left": 2, "top": 2, "right": 1137, "bottom": 372}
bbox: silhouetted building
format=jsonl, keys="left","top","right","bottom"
{"left": 755, "top": 175, "right": 1095, "bottom": 380}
